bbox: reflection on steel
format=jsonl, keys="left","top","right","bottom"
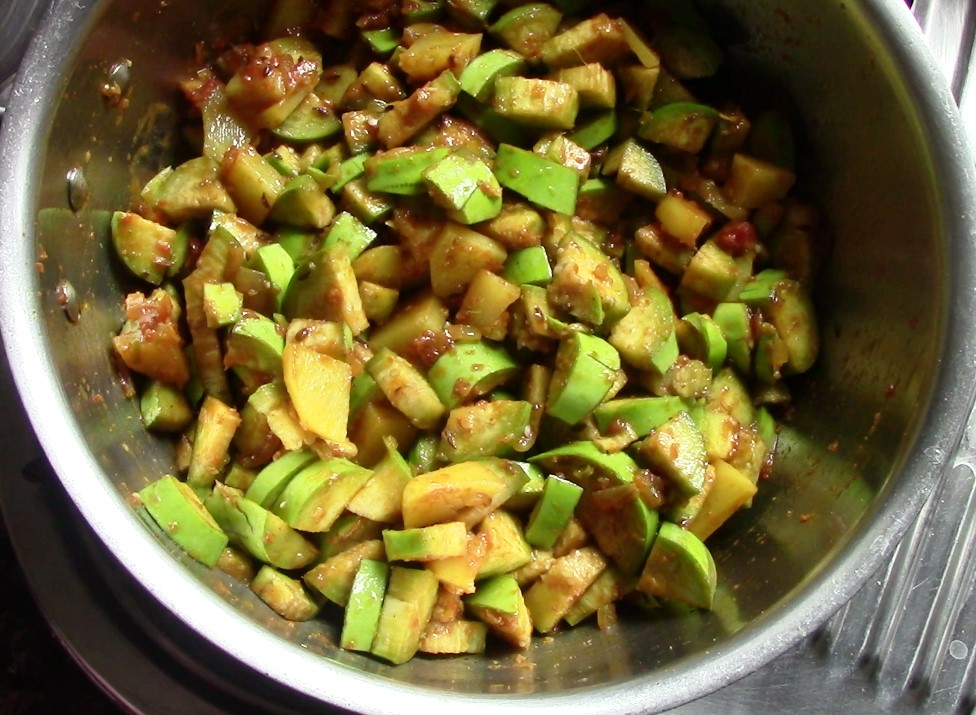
{"left": 914, "top": 0, "right": 976, "bottom": 147}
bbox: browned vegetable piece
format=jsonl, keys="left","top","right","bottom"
{"left": 113, "top": 289, "right": 190, "bottom": 389}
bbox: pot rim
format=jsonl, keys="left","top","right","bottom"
{"left": 2, "top": 0, "right": 976, "bottom": 712}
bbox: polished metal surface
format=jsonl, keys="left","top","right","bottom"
{"left": 2, "top": 0, "right": 976, "bottom": 713}
{"left": 0, "top": 0, "right": 52, "bottom": 114}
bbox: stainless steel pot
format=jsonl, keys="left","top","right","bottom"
{"left": 2, "top": 1, "right": 975, "bottom": 713}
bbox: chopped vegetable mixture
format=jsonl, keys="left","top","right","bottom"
{"left": 116, "top": 0, "right": 822, "bottom": 665}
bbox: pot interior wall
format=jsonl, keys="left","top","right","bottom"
{"left": 17, "top": 0, "right": 950, "bottom": 703}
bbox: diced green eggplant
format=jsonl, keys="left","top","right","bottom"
{"left": 355, "top": 288, "right": 397, "bottom": 327}
{"left": 266, "top": 145, "right": 303, "bottom": 177}
{"left": 502, "top": 245, "right": 553, "bottom": 287}
{"left": 754, "top": 277, "right": 819, "bottom": 374}
{"left": 220, "top": 145, "right": 288, "bottom": 226}
{"left": 401, "top": 458, "right": 528, "bottom": 528}
{"left": 139, "top": 475, "right": 229, "bottom": 567}
{"left": 707, "top": 366, "right": 756, "bottom": 427}
{"left": 268, "top": 174, "right": 336, "bottom": 229}
{"left": 679, "top": 238, "right": 753, "bottom": 302}
{"left": 348, "top": 285, "right": 396, "bottom": 334}
{"left": 366, "top": 146, "right": 452, "bottom": 196}
{"left": 303, "top": 539, "right": 386, "bottom": 605}
{"left": 444, "top": 0, "right": 496, "bottom": 28}
{"left": 378, "top": 70, "right": 462, "bottom": 148}
{"left": 539, "top": 13, "right": 631, "bottom": 69}
{"left": 724, "top": 153, "right": 796, "bottom": 209}
{"left": 340, "top": 559, "right": 389, "bottom": 652}
{"left": 438, "top": 399, "right": 534, "bottom": 462}
{"left": 455, "top": 93, "right": 535, "bottom": 148}
{"left": 475, "top": 509, "right": 532, "bottom": 578}
{"left": 592, "top": 395, "right": 687, "bottom": 437}
{"left": 618, "top": 65, "right": 660, "bottom": 112}
{"left": 224, "top": 38, "right": 321, "bottom": 130}
{"left": 608, "top": 285, "right": 676, "bottom": 370}
{"left": 352, "top": 244, "right": 403, "bottom": 288}
{"left": 564, "top": 566, "right": 631, "bottom": 626}
{"left": 111, "top": 212, "right": 185, "bottom": 285}
{"left": 515, "top": 283, "right": 575, "bottom": 344}
{"left": 465, "top": 573, "right": 532, "bottom": 648}
{"left": 637, "top": 410, "right": 707, "bottom": 496}
{"left": 273, "top": 457, "right": 373, "bottom": 532}
{"left": 283, "top": 244, "right": 368, "bottom": 335}
{"left": 205, "top": 483, "right": 319, "bottom": 569}
{"left": 569, "top": 109, "right": 618, "bottom": 150}
{"left": 207, "top": 211, "right": 267, "bottom": 256}
{"left": 524, "top": 546, "right": 607, "bottom": 633}
{"left": 689, "top": 403, "right": 739, "bottom": 463}
{"left": 490, "top": 3, "right": 563, "bottom": 58}
{"left": 423, "top": 151, "right": 503, "bottom": 224}
{"left": 371, "top": 566, "right": 440, "bottom": 664}
{"left": 251, "top": 565, "right": 321, "bottom": 621}
{"left": 244, "top": 449, "right": 318, "bottom": 508}
{"left": 456, "top": 269, "right": 521, "bottom": 340}
{"left": 655, "top": 192, "right": 712, "bottom": 246}
{"left": 494, "top": 143, "right": 579, "bottom": 215}
{"left": 320, "top": 211, "right": 377, "bottom": 261}
{"left": 346, "top": 440, "right": 413, "bottom": 522}
{"left": 677, "top": 312, "right": 728, "bottom": 370}
{"left": 140, "top": 381, "right": 194, "bottom": 433}
{"left": 652, "top": 69, "right": 698, "bottom": 109}
{"left": 224, "top": 310, "right": 285, "bottom": 377}
{"left": 202, "top": 282, "right": 243, "bottom": 328}
{"left": 638, "top": 102, "right": 720, "bottom": 154}
{"left": 524, "top": 475, "right": 583, "bottom": 549}
{"left": 187, "top": 396, "right": 241, "bottom": 490}
{"left": 637, "top": 520, "right": 716, "bottom": 610}
{"left": 534, "top": 134, "right": 592, "bottom": 182}
{"left": 460, "top": 49, "right": 526, "bottom": 102}
{"left": 367, "top": 347, "right": 446, "bottom": 429}
{"left": 316, "top": 64, "right": 358, "bottom": 105}
{"left": 383, "top": 521, "right": 469, "bottom": 561}
{"left": 737, "top": 268, "right": 789, "bottom": 304}
{"left": 506, "top": 461, "right": 547, "bottom": 511}
{"left": 530, "top": 440, "right": 639, "bottom": 488}
{"left": 341, "top": 177, "right": 396, "bottom": 225}
{"left": 403, "top": 0, "right": 445, "bottom": 23}
{"left": 317, "top": 512, "right": 386, "bottom": 559}
{"left": 577, "top": 483, "right": 658, "bottom": 575}
{"left": 367, "top": 291, "right": 450, "bottom": 356}
{"left": 548, "top": 233, "right": 631, "bottom": 327}
{"left": 602, "top": 138, "right": 668, "bottom": 202}
{"left": 634, "top": 222, "right": 694, "bottom": 275}
{"left": 492, "top": 77, "right": 579, "bottom": 131}
{"left": 362, "top": 27, "right": 401, "bottom": 55}
{"left": 428, "top": 222, "right": 508, "bottom": 297}
{"left": 273, "top": 92, "right": 343, "bottom": 143}
{"left": 752, "top": 320, "right": 790, "bottom": 383}
{"left": 427, "top": 340, "right": 521, "bottom": 409}
{"left": 148, "top": 156, "right": 237, "bottom": 223}
{"left": 551, "top": 63, "right": 616, "bottom": 109}
{"left": 546, "top": 332, "right": 620, "bottom": 425}
{"left": 687, "top": 459, "right": 757, "bottom": 541}
{"left": 331, "top": 153, "right": 369, "bottom": 194}
{"left": 418, "top": 620, "right": 487, "bottom": 655}
{"left": 215, "top": 544, "right": 256, "bottom": 582}
{"left": 249, "top": 243, "right": 294, "bottom": 312}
